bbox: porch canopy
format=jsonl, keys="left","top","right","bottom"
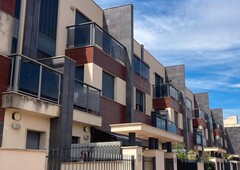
{"left": 110, "top": 122, "right": 183, "bottom": 143}
{"left": 204, "top": 147, "right": 227, "bottom": 154}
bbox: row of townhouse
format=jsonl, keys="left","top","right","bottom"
{"left": 0, "top": 0, "right": 239, "bottom": 169}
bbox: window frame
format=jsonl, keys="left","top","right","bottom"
{"left": 136, "top": 89, "right": 146, "bottom": 113}
{"left": 102, "top": 71, "right": 115, "bottom": 100}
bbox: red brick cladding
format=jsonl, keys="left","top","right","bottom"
{"left": 0, "top": 0, "right": 16, "bottom": 16}
{"left": 133, "top": 110, "right": 151, "bottom": 125}
{"left": 134, "top": 74, "right": 151, "bottom": 95}
{"left": 100, "top": 97, "right": 125, "bottom": 131}
{"left": 153, "top": 98, "right": 182, "bottom": 113}
{"left": 0, "top": 55, "right": 11, "bottom": 121}
{"left": 192, "top": 118, "right": 207, "bottom": 128}
{"left": 65, "top": 46, "right": 126, "bottom": 81}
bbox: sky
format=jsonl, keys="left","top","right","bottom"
{"left": 94, "top": 0, "right": 240, "bottom": 122}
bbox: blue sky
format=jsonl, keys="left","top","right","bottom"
{"left": 94, "top": 0, "right": 240, "bottom": 122}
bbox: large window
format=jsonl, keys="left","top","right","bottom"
{"left": 136, "top": 89, "right": 145, "bottom": 112}
{"left": 26, "top": 131, "right": 40, "bottom": 150}
{"left": 102, "top": 72, "right": 114, "bottom": 100}
{"left": 75, "top": 66, "right": 84, "bottom": 81}
{"left": 133, "top": 55, "right": 149, "bottom": 81}
{"left": 155, "top": 74, "right": 164, "bottom": 98}
{"left": 186, "top": 98, "right": 192, "bottom": 111}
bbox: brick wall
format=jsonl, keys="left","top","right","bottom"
{"left": 0, "top": 0, "right": 16, "bottom": 16}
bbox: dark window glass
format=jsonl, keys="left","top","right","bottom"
{"left": 72, "top": 136, "right": 80, "bottom": 144}
{"left": 133, "top": 55, "right": 140, "bottom": 75}
{"left": 39, "top": 0, "right": 58, "bottom": 40}
{"left": 41, "top": 67, "right": 59, "bottom": 101}
{"left": 75, "top": 11, "right": 90, "bottom": 24}
{"left": 133, "top": 55, "right": 149, "bottom": 81}
{"left": 75, "top": 66, "right": 84, "bottom": 81}
{"left": 11, "top": 37, "right": 18, "bottom": 53}
{"left": 102, "top": 72, "right": 114, "bottom": 100}
{"left": 136, "top": 89, "right": 145, "bottom": 112}
{"left": 14, "top": 0, "right": 21, "bottom": 19}
{"left": 19, "top": 61, "right": 40, "bottom": 95}
{"left": 26, "top": 131, "right": 40, "bottom": 149}
{"left": 155, "top": 74, "right": 164, "bottom": 98}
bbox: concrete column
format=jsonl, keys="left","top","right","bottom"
{"left": 129, "top": 133, "right": 136, "bottom": 146}
{"left": 144, "top": 150, "right": 165, "bottom": 170}
{"left": 122, "top": 146, "right": 143, "bottom": 170}
{"left": 197, "top": 162, "right": 204, "bottom": 170}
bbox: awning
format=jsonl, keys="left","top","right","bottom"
{"left": 204, "top": 147, "right": 227, "bottom": 154}
{"left": 110, "top": 122, "right": 183, "bottom": 143}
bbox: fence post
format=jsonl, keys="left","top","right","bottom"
{"left": 131, "top": 155, "right": 135, "bottom": 170}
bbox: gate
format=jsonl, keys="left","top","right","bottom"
{"left": 177, "top": 159, "right": 197, "bottom": 170}
{"left": 47, "top": 142, "right": 135, "bottom": 170}
{"left": 143, "top": 156, "right": 156, "bottom": 170}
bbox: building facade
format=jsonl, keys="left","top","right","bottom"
{"left": 0, "top": 0, "right": 238, "bottom": 169}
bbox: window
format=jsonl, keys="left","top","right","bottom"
{"left": 136, "top": 89, "right": 145, "bottom": 112}
{"left": 174, "top": 111, "right": 178, "bottom": 128}
{"left": 75, "top": 66, "right": 84, "bottom": 81}
{"left": 102, "top": 72, "right": 114, "bottom": 100}
{"left": 26, "top": 131, "right": 40, "bottom": 149}
{"left": 133, "top": 55, "right": 149, "bottom": 81}
{"left": 155, "top": 74, "right": 164, "bottom": 98}
{"left": 72, "top": 136, "right": 80, "bottom": 144}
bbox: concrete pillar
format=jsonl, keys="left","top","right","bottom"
{"left": 144, "top": 150, "right": 165, "bottom": 170}
{"left": 197, "top": 162, "right": 204, "bottom": 170}
{"left": 129, "top": 133, "right": 136, "bottom": 146}
{"left": 122, "top": 146, "right": 143, "bottom": 170}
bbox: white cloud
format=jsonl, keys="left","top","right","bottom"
{"left": 230, "top": 84, "right": 240, "bottom": 88}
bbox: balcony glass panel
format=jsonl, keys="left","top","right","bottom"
{"left": 168, "top": 121, "right": 177, "bottom": 133}
{"left": 153, "top": 84, "right": 181, "bottom": 103}
{"left": 74, "top": 80, "right": 100, "bottom": 114}
{"left": 67, "top": 24, "right": 91, "bottom": 48}
{"left": 19, "top": 60, "right": 40, "bottom": 95}
{"left": 41, "top": 67, "right": 60, "bottom": 102}
{"left": 10, "top": 55, "right": 62, "bottom": 104}
{"left": 156, "top": 117, "right": 166, "bottom": 131}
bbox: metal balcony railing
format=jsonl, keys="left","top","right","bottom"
{"left": 155, "top": 115, "right": 177, "bottom": 134}
{"left": 74, "top": 79, "right": 101, "bottom": 114}
{"left": 194, "top": 133, "right": 207, "bottom": 147}
{"left": 8, "top": 54, "right": 62, "bottom": 104}
{"left": 194, "top": 109, "right": 208, "bottom": 122}
{"left": 153, "top": 84, "right": 182, "bottom": 103}
{"left": 67, "top": 22, "right": 126, "bottom": 65}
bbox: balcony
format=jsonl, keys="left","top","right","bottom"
{"left": 151, "top": 112, "right": 177, "bottom": 134}
{"left": 74, "top": 79, "right": 100, "bottom": 114}
{"left": 195, "top": 134, "right": 207, "bottom": 147}
{"left": 213, "top": 122, "right": 223, "bottom": 132}
{"left": 67, "top": 22, "right": 126, "bottom": 65}
{"left": 1, "top": 54, "right": 62, "bottom": 117}
{"left": 153, "top": 84, "right": 182, "bottom": 103}
{"left": 8, "top": 54, "right": 62, "bottom": 103}
{"left": 194, "top": 109, "right": 208, "bottom": 122}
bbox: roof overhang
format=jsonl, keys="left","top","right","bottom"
{"left": 110, "top": 122, "right": 183, "bottom": 143}
{"left": 204, "top": 147, "right": 227, "bottom": 154}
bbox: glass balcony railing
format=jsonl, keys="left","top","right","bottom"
{"left": 155, "top": 115, "right": 177, "bottom": 134}
{"left": 195, "top": 133, "right": 207, "bottom": 147}
{"left": 194, "top": 109, "right": 208, "bottom": 121}
{"left": 74, "top": 80, "right": 100, "bottom": 114}
{"left": 9, "top": 54, "right": 62, "bottom": 104}
{"left": 153, "top": 84, "right": 182, "bottom": 103}
{"left": 67, "top": 22, "right": 126, "bottom": 65}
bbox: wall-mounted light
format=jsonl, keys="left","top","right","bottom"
{"left": 12, "top": 123, "right": 21, "bottom": 129}
{"left": 12, "top": 112, "right": 21, "bottom": 121}
{"left": 83, "top": 126, "right": 89, "bottom": 133}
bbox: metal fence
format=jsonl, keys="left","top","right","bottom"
{"left": 47, "top": 143, "right": 134, "bottom": 170}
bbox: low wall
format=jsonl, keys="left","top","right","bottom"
{"left": 0, "top": 148, "right": 47, "bottom": 170}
